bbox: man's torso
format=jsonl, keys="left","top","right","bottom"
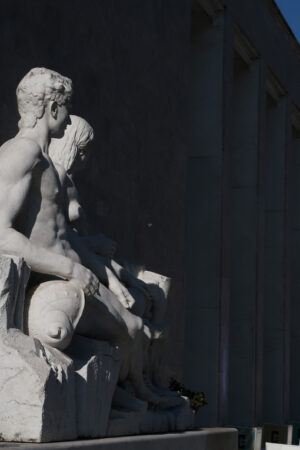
{"left": 0, "top": 137, "right": 81, "bottom": 263}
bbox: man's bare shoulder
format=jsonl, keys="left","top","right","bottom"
{"left": 0, "top": 137, "right": 42, "bottom": 176}
{"left": 0, "top": 136, "right": 42, "bottom": 157}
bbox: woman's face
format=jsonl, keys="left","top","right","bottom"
{"left": 73, "top": 141, "right": 91, "bottom": 171}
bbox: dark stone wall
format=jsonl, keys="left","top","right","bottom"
{"left": 186, "top": 0, "right": 300, "bottom": 428}
{"left": 225, "top": 0, "right": 300, "bottom": 106}
{"left": 0, "top": 0, "right": 190, "bottom": 378}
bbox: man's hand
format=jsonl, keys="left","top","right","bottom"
{"left": 70, "top": 262, "right": 99, "bottom": 297}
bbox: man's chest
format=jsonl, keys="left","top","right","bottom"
{"left": 32, "top": 159, "right": 62, "bottom": 204}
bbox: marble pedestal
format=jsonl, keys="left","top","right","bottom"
{"left": 0, "top": 429, "right": 238, "bottom": 450}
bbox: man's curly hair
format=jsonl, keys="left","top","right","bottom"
{"left": 16, "top": 67, "right": 72, "bottom": 129}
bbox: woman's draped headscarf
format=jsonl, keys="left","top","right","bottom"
{"left": 49, "top": 114, "right": 94, "bottom": 171}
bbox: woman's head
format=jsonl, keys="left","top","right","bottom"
{"left": 49, "top": 114, "right": 94, "bottom": 171}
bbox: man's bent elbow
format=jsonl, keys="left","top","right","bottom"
{"left": 0, "top": 227, "right": 27, "bottom": 258}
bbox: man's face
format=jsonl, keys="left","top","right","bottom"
{"left": 50, "top": 103, "right": 70, "bottom": 138}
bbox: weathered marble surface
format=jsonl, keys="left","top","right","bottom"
{"left": 67, "top": 335, "right": 120, "bottom": 438}
{"left": 0, "top": 256, "right": 77, "bottom": 442}
{"left": 0, "top": 256, "right": 121, "bottom": 442}
{"left": 0, "top": 67, "right": 194, "bottom": 442}
{"left": 25, "top": 281, "right": 85, "bottom": 351}
{"left": 0, "top": 256, "right": 193, "bottom": 442}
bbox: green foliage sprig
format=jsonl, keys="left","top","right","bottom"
{"left": 169, "top": 378, "right": 207, "bottom": 413}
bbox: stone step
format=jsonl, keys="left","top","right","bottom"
{"left": 0, "top": 428, "right": 238, "bottom": 450}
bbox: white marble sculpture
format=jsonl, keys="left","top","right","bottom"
{"left": 0, "top": 67, "right": 194, "bottom": 442}
{"left": 48, "top": 115, "right": 184, "bottom": 409}
{"left": 25, "top": 280, "right": 85, "bottom": 350}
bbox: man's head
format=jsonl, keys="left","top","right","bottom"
{"left": 49, "top": 115, "right": 94, "bottom": 172}
{"left": 16, "top": 67, "right": 72, "bottom": 136}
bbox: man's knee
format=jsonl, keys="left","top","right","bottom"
{"left": 127, "top": 314, "right": 143, "bottom": 340}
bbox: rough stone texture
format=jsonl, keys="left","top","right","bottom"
{"left": 67, "top": 335, "right": 121, "bottom": 438}
{"left": 0, "top": 256, "right": 77, "bottom": 443}
{"left": 0, "top": 256, "right": 122, "bottom": 442}
{"left": 0, "top": 429, "right": 238, "bottom": 450}
{"left": 0, "top": 334, "right": 77, "bottom": 443}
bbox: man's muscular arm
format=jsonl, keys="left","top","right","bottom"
{"left": 0, "top": 139, "right": 98, "bottom": 295}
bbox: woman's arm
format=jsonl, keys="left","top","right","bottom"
{"left": 64, "top": 173, "right": 117, "bottom": 256}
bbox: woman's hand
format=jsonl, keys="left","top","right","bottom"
{"left": 124, "top": 274, "right": 152, "bottom": 302}
{"left": 107, "top": 270, "right": 135, "bottom": 309}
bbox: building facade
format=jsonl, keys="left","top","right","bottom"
{"left": 1, "top": 0, "right": 300, "bottom": 431}
{"left": 185, "top": 0, "right": 300, "bottom": 428}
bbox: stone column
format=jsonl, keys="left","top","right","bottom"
{"left": 217, "top": 8, "right": 234, "bottom": 427}
{"left": 289, "top": 107, "right": 300, "bottom": 423}
{"left": 227, "top": 39, "right": 260, "bottom": 425}
{"left": 185, "top": 3, "right": 233, "bottom": 427}
{"left": 262, "top": 72, "right": 287, "bottom": 424}
{"left": 283, "top": 98, "right": 292, "bottom": 424}
{"left": 254, "top": 59, "right": 267, "bottom": 426}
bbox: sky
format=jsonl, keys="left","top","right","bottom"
{"left": 274, "top": 0, "right": 300, "bottom": 42}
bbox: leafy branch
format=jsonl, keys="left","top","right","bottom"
{"left": 169, "top": 378, "right": 207, "bottom": 413}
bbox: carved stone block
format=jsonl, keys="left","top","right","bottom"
{"left": 0, "top": 256, "right": 121, "bottom": 442}
{"left": 67, "top": 335, "right": 121, "bottom": 438}
{"left": 0, "top": 256, "right": 77, "bottom": 442}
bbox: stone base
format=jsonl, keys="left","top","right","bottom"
{"left": 0, "top": 429, "right": 238, "bottom": 450}
{"left": 0, "top": 255, "right": 122, "bottom": 443}
{"left": 108, "top": 388, "right": 194, "bottom": 436}
{"left": 0, "top": 256, "right": 196, "bottom": 442}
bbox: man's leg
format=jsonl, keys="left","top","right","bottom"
{"left": 76, "top": 286, "right": 163, "bottom": 405}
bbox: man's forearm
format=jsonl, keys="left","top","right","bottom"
{"left": 0, "top": 228, "right": 74, "bottom": 279}
{"left": 99, "top": 257, "right": 129, "bottom": 282}
{"left": 66, "top": 226, "right": 109, "bottom": 284}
